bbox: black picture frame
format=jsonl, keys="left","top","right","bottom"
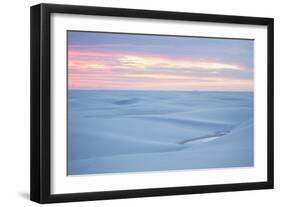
{"left": 30, "top": 3, "right": 274, "bottom": 204}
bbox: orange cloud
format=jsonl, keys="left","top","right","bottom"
{"left": 119, "top": 55, "right": 243, "bottom": 71}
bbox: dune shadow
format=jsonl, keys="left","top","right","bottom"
{"left": 113, "top": 98, "right": 140, "bottom": 105}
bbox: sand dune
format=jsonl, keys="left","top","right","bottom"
{"left": 68, "top": 90, "right": 253, "bottom": 175}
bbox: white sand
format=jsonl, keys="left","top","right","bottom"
{"left": 67, "top": 90, "right": 253, "bottom": 175}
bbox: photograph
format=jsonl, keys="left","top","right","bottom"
{"left": 67, "top": 31, "right": 254, "bottom": 175}
{"left": 30, "top": 3, "right": 273, "bottom": 203}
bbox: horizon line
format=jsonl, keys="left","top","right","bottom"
{"left": 68, "top": 88, "right": 253, "bottom": 92}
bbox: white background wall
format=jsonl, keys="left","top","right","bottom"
{"left": 0, "top": 0, "right": 279, "bottom": 206}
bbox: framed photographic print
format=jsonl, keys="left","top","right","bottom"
{"left": 30, "top": 3, "right": 274, "bottom": 203}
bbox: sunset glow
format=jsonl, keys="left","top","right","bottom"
{"left": 68, "top": 31, "right": 254, "bottom": 91}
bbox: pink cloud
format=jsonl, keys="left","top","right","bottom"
{"left": 68, "top": 47, "right": 252, "bottom": 90}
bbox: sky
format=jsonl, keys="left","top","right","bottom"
{"left": 68, "top": 31, "right": 254, "bottom": 91}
